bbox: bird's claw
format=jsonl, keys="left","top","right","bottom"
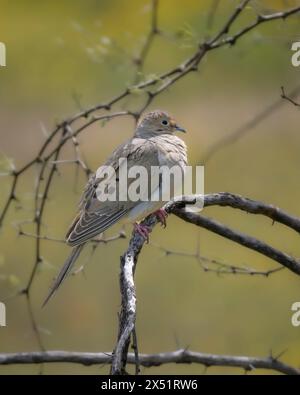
{"left": 133, "top": 223, "right": 151, "bottom": 243}
{"left": 154, "top": 208, "right": 168, "bottom": 228}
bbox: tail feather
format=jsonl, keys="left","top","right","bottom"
{"left": 42, "top": 244, "right": 84, "bottom": 307}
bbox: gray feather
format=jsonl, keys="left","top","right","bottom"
{"left": 42, "top": 244, "right": 84, "bottom": 307}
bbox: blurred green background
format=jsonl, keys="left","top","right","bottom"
{"left": 1, "top": 0, "right": 300, "bottom": 375}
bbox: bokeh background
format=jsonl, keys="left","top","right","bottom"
{"left": 1, "top": 0, "right": 300, "bottom": 375}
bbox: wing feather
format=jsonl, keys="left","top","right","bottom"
{"left": 66, "top": 137, "right": 160, "bottom": 246}
{"left": 67, "top": 208, "right": 128, "bottom": 246}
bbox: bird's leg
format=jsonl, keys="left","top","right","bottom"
{"left": 153, "top": 208, "right": 168, "bottom": 228}
{"left": 133, "top": 222, "right": 152, "bottom": 243}
{"left": 133, "top": 209, "right": 167, "bottom": 242}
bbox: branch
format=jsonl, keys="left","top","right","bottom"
{"left": 0, "top": 349, "right": 299, "bottom": 375}
{"left": 110, "top": 251, "right": 137, "bottom": 375}
{"left": 2, "top": 2, "right": 300, "bottom": 228}
{"left": 202, "top": 192, "right": 300, "bottom": 234}
{"left": 210, "top": 5, "right": 300, "bottom": 49}
{"left": 123, "top": 192, "right": 300, "bottom": 277}
{"left": 168, "top": 193, "right": 300, "bottom": 275}
{"left": 133, "top": 0, "right": 159, "bottom": 84}
{"left": 281, "top": 86, "right": 300, "bottom": 108}
{"left": 201, "top": 84, "right": 300, "bottom": 163}
{"left": 110, "top": 192, "right": 300, "bottom": 373}
{"left": 173, "top": 210, "right": 300, "bottom": 276}
{"left": 150, "top": 241, "right": 283, "bottom": 277}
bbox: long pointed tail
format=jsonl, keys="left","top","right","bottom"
{"left": 42, "top": 244, "right": 84, "bottom": 307}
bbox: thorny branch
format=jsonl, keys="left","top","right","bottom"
{"left": 0, "top": 349, "right": 299, "bottom": 375}
{"left": 201, "top": 84, "right": 300, "bottom": 163}
{"left": 1, "top": 0, "right": 300, "bottom": 375}
{"left": 2, "top": 1, "right": 300, "bottom": 228}
{"left": 133, "top": 0, "right": 159, "bottom": 84}
{"left": 109, "top": 192, "right": 300, "bottom": 374}
{"left": 281, "top": 86, "right": 300, "bottom": 108}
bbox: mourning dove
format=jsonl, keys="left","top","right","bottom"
{"left": 43, "top": 110, "right": 187, "bottom": 305}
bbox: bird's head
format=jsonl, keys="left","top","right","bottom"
{"left": 135, "top": 110, "right": 186, "bottom": 137}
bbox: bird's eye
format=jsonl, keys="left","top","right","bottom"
{"left": 161, "top": 119, "right": 169, "bottom": 126}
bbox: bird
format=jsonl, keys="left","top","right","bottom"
{"left": 43, "top": 110, "right": 187, "bottom": 306}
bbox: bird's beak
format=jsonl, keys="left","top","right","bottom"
{"left": 175, "top": 124, "right": 186, "bottom": 133}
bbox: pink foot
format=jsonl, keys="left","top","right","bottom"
{"left": 133, "top": 223, "right": 151, "bottom": 243}
{"left": 154, "top": 208, "right": 168, "bottom": 228}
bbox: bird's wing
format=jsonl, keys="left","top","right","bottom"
{"left": 66, "top": 137, "right": 160, "bottom": 246}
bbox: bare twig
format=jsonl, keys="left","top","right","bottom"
{"left": 133, "top": 0, "right": 160, "bottom": 84}
{"left": 281, "top": 86, "right": 300, "bottom": 107}
{"left": 202, "top": 192, "right": 300, "bottom": 234}
{"left": 132, "top": 329, "right": 140, "bottom": 375}
{"left": 201, "top": 84, "right": 300, "bottom": 163}
{"left": 17, "top": 229, "right": 126, "bottom": 245}
{"left": 173, "top": 209, "right": 300, "bottom": 276}
{"left": 150, "top": 241, "right": 283, "bottom": 276}
{"left": 166, "top": 193, "right": 300, "bottom": 275}
{"left": 0, "top": 349, "right": 299, "bottom": 375}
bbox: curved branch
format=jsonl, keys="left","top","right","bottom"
{"left": 0, "top": 349, "right": 298, "bottom": 375}
{"left": 173, "top": 210, "right": 300, "bottom": 275}
{"left": 201, "top": 192, "right": 300, "bottom": 234}
{"left": 110, "top": 192, "right": 300, "bottom": 373}
{"left": 167, "top": 193, "right": 300, "bottom": 275}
